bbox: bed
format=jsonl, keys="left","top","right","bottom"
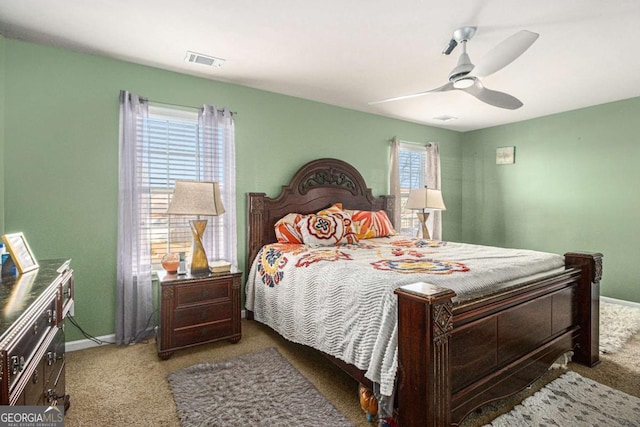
{"left": 245, "top": 158, "right": 602, "bottom": 426}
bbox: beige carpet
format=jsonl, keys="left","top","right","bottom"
{"left": 64, "top": 318, "right": 640, "bottom": 427}
{"left": 64, "top": 320, "right": 369, "bottom": 427}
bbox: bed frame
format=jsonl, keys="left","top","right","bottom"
{"left": 246, "top": 158, "right": 602, "bottom": 426}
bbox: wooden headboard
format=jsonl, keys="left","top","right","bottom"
{"left": 247, "top": 158, "right": 395, "bottom": 268}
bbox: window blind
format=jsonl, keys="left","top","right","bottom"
{"left": 141, "top": 108, "right": 202, "bottom": 263}
{"left": 398, "top": 144, "right": 426, "bottom": 236}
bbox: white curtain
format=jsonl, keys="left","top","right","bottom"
{"left": 117, "top": 96, "right": 237, "bottom": 345}
{"left": 425, "top": 142, "right": 443, "bottom": 240}
{"left": 199, "top": 105, "right": 237, "bottom": 266}
{"left": 389, "top": 137, "right": 401, "bottom": 229}
{"left": 116, "top": 90, "right": 154, "bottom": 345}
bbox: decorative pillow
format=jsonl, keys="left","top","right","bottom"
{"left": 317, "top": 202, "right": 344, "bottom": 216}
{"left": 298, "top": 212, "right": 358, "bottom": 246}
{"left": 274, "top": 213, "right": 305, "bottom": 243}
{"left": 346, "top": 209, "right": 396, "bottom": 239}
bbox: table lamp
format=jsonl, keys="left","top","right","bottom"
{"left": 167, "top": 181, "right": 225, "bottom": 275}
{"left": 405, "top": 187, "right": 446, "bottom": 240}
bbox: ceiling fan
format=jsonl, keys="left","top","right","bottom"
{"left": 369, "top": 27, "right": 539, "bottom": 109}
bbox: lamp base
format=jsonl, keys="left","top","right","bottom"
{"left": 416, "top": 211, "right": 431, "bottom": 240}
{"left": 190, "top": 219, "right": 210, "bottom": 275}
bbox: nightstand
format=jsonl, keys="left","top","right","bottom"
{"left": 156, "top": 268, "right": 242, "bottom": 360}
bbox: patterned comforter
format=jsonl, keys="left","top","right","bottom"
{"left": 245, "top": 236, "right": 564, "bottom": 396}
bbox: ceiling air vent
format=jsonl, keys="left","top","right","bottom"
{"left": 184, "top": 51, "right": 225, "bottom": 67}
{"left": 433, "top": 115, "right": 458, "bottom": 122}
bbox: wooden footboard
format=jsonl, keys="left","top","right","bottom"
{"left": 395, "top": 252, "right": 602, "bottom": 426}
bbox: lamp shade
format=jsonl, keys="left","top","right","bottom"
{"left": 405, "top": 187, "right": 446, "bottom": 211}
{"left": 167, "top": 181, "right": 225, "bottom": 216}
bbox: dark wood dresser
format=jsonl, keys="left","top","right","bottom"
{"left": 157, "top": 269, "right": 241, "bottom": 359}
{"left": 0, "top": 259, "right": 73, "bottom": 407}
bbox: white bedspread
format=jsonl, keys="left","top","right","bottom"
{"left": 245, "top": 236, "right": 564, "bottom": 396}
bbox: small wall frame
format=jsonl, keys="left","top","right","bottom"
{"left": 2, "top": 232, "right": 39, "bottom": 274}
{"left": 496, "top": 146, "right": 515, "bottom": 165}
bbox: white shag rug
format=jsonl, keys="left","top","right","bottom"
{"left": 484, "top": 371, "right": 640, "bottom": 426}
{"left": 600, "top": 301, "right": 640, "bottom": 354}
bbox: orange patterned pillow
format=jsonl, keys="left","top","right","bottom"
{"left": 274, "top": 213, "right": 305, "bottom": 243}
{"left": 346, "top": 209, "right": 396, "bottom": 239}
{"left": 298, "top": 212, "right": 358, "bottom": 246}
{"left": 317, "top": 203, "right": 360, "bottom": 244}
{"left": 317, "top": 202, "right": 344, "bottom": 215}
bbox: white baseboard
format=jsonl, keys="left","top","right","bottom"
{"left": 66, "top": 310, "right": 248, "bottom": 352}
{"left": 66, "top": 334, "right": 116, "bottom": 352}
{"left": 601, "top": 296, "right": 640, "bottom": 309}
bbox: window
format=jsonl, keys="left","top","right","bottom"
{"left": 398, "top": 144, "right": 426, "bottom": 236}
{"left": 141, "top": 105, "right": 232, "bottom": 265}
{"left": 117, "top": 90, "right": 237, "bottom": 345}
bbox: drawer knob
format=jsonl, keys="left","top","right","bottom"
{"left": 46, "top": 351, "right": 57, "bottom": 366}
{"left": 11, "top": 356, "right": 25, "bottom": 375}
{"left": 32, "top": 370, "right": 39, "bottom": 384}
{"left": 45, "top": 388, "right": 58, "bottom": 405}
{"left": 47, "top": 309, "right": 57, "bottom": 325}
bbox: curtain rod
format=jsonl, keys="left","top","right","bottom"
{"left": 146, "top": 98, "right": 237, "bottom": 116}
{"left": 392, "top": 138, "right": 432, "bottom": 147}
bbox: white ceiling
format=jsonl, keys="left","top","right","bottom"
{"left": 1, "top": 0, "right": 639, "bottom": 132}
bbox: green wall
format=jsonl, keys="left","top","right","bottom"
{"left": 0, "top": 34, "right": 5, "bottom": 233}
{"left": 2, "top": 35, "right": 638, "bottom": 343}
{"left": 462, "top": 97, "right": 640, "bottom": 303}
{"left": 1, "top": 38, "right": 462, "bottom": 341}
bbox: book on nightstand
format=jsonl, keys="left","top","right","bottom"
{"left": 209, "top": 260, "right": 232, "bottom": 273}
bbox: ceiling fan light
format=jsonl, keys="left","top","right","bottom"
{"left": 453, "top": 77, "right": 475, "bottom": 89}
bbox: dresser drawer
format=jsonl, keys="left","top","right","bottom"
{"left": 175, "top": 279, "right": 231, "bottom": 307}
{"left": 172, "top": 319, "right": 234, "bottom": 348}
{"left": 7, "top": 297, "right": 57, "bottom": 392}
{"left": 43, "top": 326, "right": 65, "bottom": 387}
{"left": 14, "top": 325, "right": 63, "bottom": 406}
{"left": 22, "top": 356, "right": 45, "bottom": 406}
{"left": 173, "top": 302, "right": 232, "bottom": 329}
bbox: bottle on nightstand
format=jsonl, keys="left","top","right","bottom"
{"left": 177, "top": 252, "right": 187, "bottom": 275}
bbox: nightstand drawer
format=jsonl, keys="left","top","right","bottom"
{"left": 172, "top": 319, "right": 234, "bottom": 348}
{"left": 173, "top": 302, "right": 232, "bottom": 329}
{"left": 175, "top": 279, "right": 231, "bottom": 307}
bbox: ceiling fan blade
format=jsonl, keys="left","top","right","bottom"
{"left": 368, "top": 82, "right": 454, "bottom": 105}
{"left": 469, "top": 30, "right": 539, "bottom": 78}
{"left": 461, "top": 80, "right": 523, "bottom": 109}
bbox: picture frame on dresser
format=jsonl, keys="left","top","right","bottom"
{"left": 2, "top": 232, "right": 39, "bottom": 274}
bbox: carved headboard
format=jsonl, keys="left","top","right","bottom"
{"left": 247, "top": 158, "right": 395, "bottom": 268}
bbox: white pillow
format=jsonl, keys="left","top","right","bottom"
{"left": 298, "top": 212, "right": 358, "bottom": 246}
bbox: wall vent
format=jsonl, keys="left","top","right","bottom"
{"left": 184, "top": 51, "right": 225, "bottom": 67}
